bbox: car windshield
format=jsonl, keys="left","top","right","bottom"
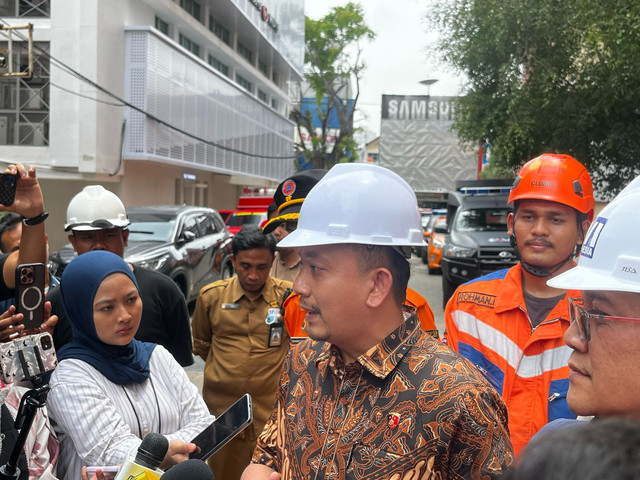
{"left": 226, "top": 212, "right": 266, "bottom": 227}
{"left": 127, "top": 215, "right": 176, "bottom": 242}
{"left": 455, "top": 208, "right": 509, "bottom": 232}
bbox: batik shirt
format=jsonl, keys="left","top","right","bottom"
{"left": 251, "top": 315, "right": 514, "bottom": 480}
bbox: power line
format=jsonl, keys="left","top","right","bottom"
{"left": 0, "top": 18, "right": 299, "bottom": 160}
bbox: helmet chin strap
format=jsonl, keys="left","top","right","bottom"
{"left": 509, "top": 234, "right": 578, "bottom": 278}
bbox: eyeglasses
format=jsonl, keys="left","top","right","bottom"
{"left": 568, "top": 297, "right": 640, "bottom": 342}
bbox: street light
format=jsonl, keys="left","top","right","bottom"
{"left": 419, "top": 78, "right": 438, "bottom": 96}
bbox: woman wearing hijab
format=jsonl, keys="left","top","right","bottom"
{"left": 47, "top": 251, "right": 214, "bottom": 480}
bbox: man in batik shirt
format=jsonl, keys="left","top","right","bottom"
{"left": 241, "top": 164, "right": 513, "bottom": 480}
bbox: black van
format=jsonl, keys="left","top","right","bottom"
{"left": 440, "top": 180, "right": 518, "bottom": 307}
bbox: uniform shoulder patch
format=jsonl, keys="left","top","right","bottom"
{"left": 199, "top": 279, "right": 230, "bottom": 295}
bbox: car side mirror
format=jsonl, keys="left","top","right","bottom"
{"left": 180, "top": 230, "right": 197, "bottom": 243}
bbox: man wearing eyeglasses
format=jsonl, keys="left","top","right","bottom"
{"left": 544, "top": 183, "right": 640, "bottom": 422}
{"left": 444, "top": 154, "right": 594, "bottom": 454}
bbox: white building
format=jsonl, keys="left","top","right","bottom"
{"left": 0, "top": 0, "right": 303, "bottom": 249}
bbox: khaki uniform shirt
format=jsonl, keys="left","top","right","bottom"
{"left": 192, "top": 275, "right": 293, "bottom": 438}
{"left": 269, "top": 251, "right": 302, "bottom": 284}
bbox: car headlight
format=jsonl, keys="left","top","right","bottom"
{"left": 444, "top": 244, "right": 476, "bottom": 258}
{"left": 130, "top": 254, "right": 170, "bottom": 271}
{"left": 432, "top": 235, "right": 445, "bottom": 248}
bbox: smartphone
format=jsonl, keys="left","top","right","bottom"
{"left": 0, "top": 332, "right": 57, "bottom": 383}
{"left": 189, "top": 393, "right": 253, "bottom": 461}
{"left": 15, "top": 263, "right": 46, "bottom": 330}
{"left": 85, "top": 466, "right": 120, "bottom": 473}
{"left": 0, "top": 174, "right": 17, "bottom": 206}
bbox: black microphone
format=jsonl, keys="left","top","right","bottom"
{"left": 161, "top": 459, "right": 215, "bottom": 480}
{"left": 114, "top": 432, "right": 169, "bottom": 480}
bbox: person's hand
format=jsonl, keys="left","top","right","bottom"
{"left": 22, "top": 300, "right": 57, "bottom": 336}
{"left": 0, "top": 306, "right": 24, "bottom": 342}
{"left": 160, "top": 439, "right": 197, "bottom": 470}
{"left": 2, "top": 164, "right": 44, "bottom": 218}
{"left": 81, "top": 466, "right": 110, "bottom": 480}
{"left": 0, "top": 302, "right": 58, "bottom": 341}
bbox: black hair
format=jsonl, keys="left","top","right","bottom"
{"left": 504, "top": 418, "right": 640, "bottom": 480}
{"left": 0, "top": 213, "right": 22, "bottom": 253}
{"left": 349, "top": 245, "right": 410, "bottom": 304}
{"left": 232, "top": 225, "right": 277, "bottom": 256}
{"left": 267, "top": 201, "right": 278, "bottom": 220}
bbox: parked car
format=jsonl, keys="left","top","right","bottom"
{"left": 413, "top": 209, "right": 433, "bottom": 255}
{"left": 426, "top": 216, "right": 447, "bottom": 274}
{"left": 225, "top": 210, "right": 268, "bottom": 235}
{"left": 420, "top": 209, "right": 447, "bottom": 263}
{"left": 48, "top": 205, "right": 234, "bottom": 303}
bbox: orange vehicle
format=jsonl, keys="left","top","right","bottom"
{"left": 426, "top": 215, "right": 447, "bottom": 274}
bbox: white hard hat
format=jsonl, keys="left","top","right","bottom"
{"left": 548, "top": 189, "right": 640, "bottom": 293}
{"left": 64, "top": 185, "right": 130, "bottom": 232}
{"left": 277, "top": 163, "right": 423, "bottom": 252}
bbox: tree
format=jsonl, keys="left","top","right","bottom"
{"left": 428, "top": 0, "right": 640, "bottom": 196}
{"left": 291, "top": 2, "right": 375, "bottom": 170}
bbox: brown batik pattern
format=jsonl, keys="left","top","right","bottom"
{"left": 252, "top": 315, "right": 514, "bottom": 479}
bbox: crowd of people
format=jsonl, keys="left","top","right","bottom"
{"left": 0, "top": 155, "right": 637, "bottom": 480}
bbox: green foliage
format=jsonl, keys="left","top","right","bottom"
{"left": 292, "top": 2, "right": 374, "bottom": 170}
{"left": 429, "top": 0, "right": 640, "bottom": 197}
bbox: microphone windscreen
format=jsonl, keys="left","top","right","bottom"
{"left": 161, "top": 459, "right": 214, "bottom": 480}
{"left": 135, "top": 432, "right": 169, "bottom": 470}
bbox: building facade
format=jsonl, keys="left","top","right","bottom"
{"left": 0, "top": 0, "right": 303, "bottom": 249}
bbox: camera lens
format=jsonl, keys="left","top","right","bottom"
{"left": 40, "top": 335, "right": 52, "bottom": 350}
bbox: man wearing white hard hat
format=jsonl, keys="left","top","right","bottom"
{"left": 543, "top": 184, "right": 640, "bottom": 422}
{"left": 48, "top": 185, "right": 193, "bottom": 366}
{"left": 241, "top": 164, "right": 513, "bottom": 480}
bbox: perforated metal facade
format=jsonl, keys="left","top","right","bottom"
{"left": 379, "top": 95, "right": 476, "bottom": 193}
{"left": 124, "top": 27, "right": 296, "bottom": 181}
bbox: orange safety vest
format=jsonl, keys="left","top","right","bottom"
{"left": 284, "top": 287, "right": 439, "bottom": 340}
{"left": 444, "top": 263, "right": 578, "bottom": 455}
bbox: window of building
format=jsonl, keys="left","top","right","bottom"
{"left": 258, "top": 90, "right": 267, "bottom": 103}
{"left": 258, "top": 60, "right": 268, "bottom": 77}
{"left": 0, "top": 0, "right": 50, "bottom": 17}
{"left": 272, "top": 69, "right": 279, "bottom": 86}
{"left": 209, "top": 16, "right": 230, "bottom": 45}
{"left": 236, "top": 74, "right": 253, "bottom": 92}
{"left": 237, "top": 42, "right": 253, "bottom": 64}
{"left": 271, "top": 98, "right": 279, "bottom": 111}
{"left": 208, "top": 55, "right": 229, "bottom": 77}
{"left": 179, "top": 33, "right": 200, "bottom": 57}
{"left": 180, "top": 0, "right": 201, "bottom": 22}
{"left": 0, "top": 41, "right": 50, "bottom": 146}
{"left": 155, "top": 16, "right": 169, "bottom": 36}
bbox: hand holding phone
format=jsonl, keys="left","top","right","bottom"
{"left": 15, "top": 263, "right": 46, "bottom": 330}
{"left": 189, "top": 393, "right": 253, "bottom": 461}
{"left": 0, "top": 174, "right": 17, "bottom": 206}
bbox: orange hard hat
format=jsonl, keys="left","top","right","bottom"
{"left": 508, "top": 153, "right": 594, "bottom": 218}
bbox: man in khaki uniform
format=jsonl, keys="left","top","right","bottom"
{"left": 192, "top": 225, "right": 292, "bottom": 480}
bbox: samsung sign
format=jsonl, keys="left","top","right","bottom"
{"left": 381, "top": 95, "right": 456, "bottom": 121}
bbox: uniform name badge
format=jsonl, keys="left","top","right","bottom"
{"left": 268, "top": 322, "right": 284, "bottom": 347}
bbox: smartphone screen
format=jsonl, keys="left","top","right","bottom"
{"left": 189, "top": 393, "right": 253, "bottom": 461}
{"left": 15, "top": 263, "right": 47, "bottom": 330}
{"left": 0, "top": 174, "right": 17, "bottom": 206}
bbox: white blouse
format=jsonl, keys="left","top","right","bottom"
{"left": 47, "top": 346, "right": 214, "bottom": 480}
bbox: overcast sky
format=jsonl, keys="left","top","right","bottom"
{"left": 304, "top": 0, "right": 464, "bottom": 143}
